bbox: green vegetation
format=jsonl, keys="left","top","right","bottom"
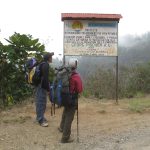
{"left": 1, "top": 32, "right": 150, "bottom": 108}
{"left": 0, "top": 33, "right": 45, "bottom": 107}
{"left": 76, "top": 33, "right": 150, "bottom": 100}
{"left": 129, "top": 97, "right": 150, "bottom": 113}
{"left": 83, "top": 63, "right": 150, "bottom": 99}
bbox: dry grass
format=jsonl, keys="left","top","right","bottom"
{"left": 1, "top": 97, "right": 150, "bottom": 150}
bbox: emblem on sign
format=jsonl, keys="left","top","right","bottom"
{"left": 72, "top": 21, "right": 83, "bottom": 30}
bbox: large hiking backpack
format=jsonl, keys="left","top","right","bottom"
{"left": 51, "top": 66, "right": 74, "bottom": 107}
{"left": 25, "top": 58, "right": 45, "bottom": 86}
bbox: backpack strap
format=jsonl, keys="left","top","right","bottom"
{"left": 69, "top": 71, "right": 78, "bottom": 94}
{"left": 39, "top": 62, "right": 46, "bottom": 73}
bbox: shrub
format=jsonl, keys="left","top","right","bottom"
{"left": 84, "top": 63, "right": 150, "bottom": 99}
{"left": 0, "top": 33, "right": 45, "bottom": 107}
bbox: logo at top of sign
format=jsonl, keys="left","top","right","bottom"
{"left": 72, "top": 21, "right": 83, "bottom": 30}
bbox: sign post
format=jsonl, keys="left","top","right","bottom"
{"left": 62, "top": 14, "right": 122, "bottom": 142}
{"left": 116, "top": 56, "right": 119, "bottom": 104}
{"left": 62, "top": 13, "right": 122, "bottom": 103}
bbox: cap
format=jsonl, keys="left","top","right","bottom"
{"left": 68, "top": 58, "right": 78, "bottom": 69}
{"left": 43, "top": 52, "right": 54, "bottom": 61}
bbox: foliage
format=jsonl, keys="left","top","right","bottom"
{"left": 84, "top": 68, "right": 116, "bottom": 99}
{"left": 0, "top": 33, "right": 45, "bottom": 107}
{"left": 49, "top": 66, "right": 55, "bottom": 83}
{"left": 84, "top": 63, "right": 150, "bottom": 99}
{"left": 129, "top": 97, "right": 150, "bottom": 113}
{"left": 119, "top": 63, "right": 150, "bottom": 98}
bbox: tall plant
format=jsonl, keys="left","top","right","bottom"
{"left": 0, "top": 33, "right": 45, "bottom": 107}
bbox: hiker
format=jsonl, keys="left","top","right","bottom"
{"left": 36, "top": 52, "right": 54, "bottom": 127}
{"left": 58, "top": 58, "right": 83, "bottom": 143}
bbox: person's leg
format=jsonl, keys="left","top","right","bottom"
{"left": 41, "top": 88, "right": 47, "bottom": 122}
{"left": 36, "top": 85, "right": 47, "bottom": 124}
{"left": 35, "top": 86, "right": 40, "bottom": 121}
{"left": 61, "top": 106, "right": 76, "bottom": 142}
{"left": 59, "top": 107, "right": 67, "bottom": 132}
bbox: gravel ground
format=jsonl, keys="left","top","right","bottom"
{"left": 80, "top": 127, "right": 150, "bottom": 150}
{"left": 0, "top": 98, "right": 150, "bottom": 150}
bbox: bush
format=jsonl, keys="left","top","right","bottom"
{"left": 84, "top": 63, "right": 150, "bottom": 99}
{"left": 84, "top": 68, "right": 116, "bottom": 99}
{"left": 0, "top": 33, "right": 45, "bottom": 107}
{"left": 129, "top": 98, "right": 150, "bottom": 113}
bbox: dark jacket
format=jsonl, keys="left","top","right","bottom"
{"left": 40, "top": 62, "right": 49, "bottom": 91}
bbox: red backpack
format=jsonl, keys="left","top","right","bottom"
{"left": 70, "top": 72, "right": 83, "bottom": 94}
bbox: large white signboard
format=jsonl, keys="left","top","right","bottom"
{"left": 64, "top": 20, "right": 118, "bottom": 56}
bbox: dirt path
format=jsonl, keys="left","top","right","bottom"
{"left": 0, "top": 98, "right": 150, "bottom": 150}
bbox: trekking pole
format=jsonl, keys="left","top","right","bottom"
{"left": 54, "top": 102, "right": 55, "bottom": 115}
{"left": 51, "top": 103, "right": 53, "bottom": 116}
{"left": 49, "top": 94, "right": 53, "bottom": 116}
{"left": 49, "top": 83, "right": 53, "bottom": 116}
{"left": 77, "top": 99, "right": 79, "bottom": 143}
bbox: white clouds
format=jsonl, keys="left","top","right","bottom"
{"left": 0, "top": 0, "right": 150, "bottom": 55}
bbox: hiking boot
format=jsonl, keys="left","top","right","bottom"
{"left": 61, "top": 137, "right": 74, "bottom": 143}
{"left": 58, "top": 127, "right": 63, "bottom": 133}
{"left": 40, "top": 121, "right": 48, "bottom": 127}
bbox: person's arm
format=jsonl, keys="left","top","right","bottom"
{"left": 41, "top": 63, "right": 50, "bottom": 91}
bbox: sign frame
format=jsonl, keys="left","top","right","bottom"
{"left": 64, "top": 20, "right": 118, "bottom": 57}
{"left": 62, "top": 13, "right": 122, "bottom": 104}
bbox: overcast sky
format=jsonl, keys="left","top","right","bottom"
{"left": 0, "top": 0, "right": 149, "bottom": 56}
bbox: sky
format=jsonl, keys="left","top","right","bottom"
{"left": 0, "top": 0, "right": 150, "bottom": 56}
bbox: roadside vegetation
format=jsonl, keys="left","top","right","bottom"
{"left": 0, "top": 32, "right": 150, "bottom": 109}
{"left": 0, "top": 33, "right": 45, "bottom": 108}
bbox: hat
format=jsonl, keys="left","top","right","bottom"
{"left": 43, "top": 52, "right": 54, "bottom": 61}
{"left": 68, "top": 58, "right": 78, "bottom": 69}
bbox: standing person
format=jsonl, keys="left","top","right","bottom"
{"left": 58, "top": 58, "right": 83, "bottom": 143}
{"left": 36, "top": 52, "right": 54, "bottom": 127}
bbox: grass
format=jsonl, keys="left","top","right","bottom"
{"left": 135, "top": 92, "right": 145, "bottom": 98}
{"left": 82, "top": 90, "right": 90, "bottom": 98}
{"left": 129, "top": 97, "right": 150, "bottom": 113}
{"left": 2, "top": 116, "right": 32, "bottom": 124}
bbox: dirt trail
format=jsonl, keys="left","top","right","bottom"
{"left": 0, "top": 98, "right": 150, "bottom": 150}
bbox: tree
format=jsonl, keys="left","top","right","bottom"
{"left": 0, "top": 33, "right": 45, "bottom": 107}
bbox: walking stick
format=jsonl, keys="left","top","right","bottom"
{"left": 51, "top": 103, "right": 53, "bottom": 116}
{"left": 50, "top": 102, "right": 56, "bottom": 116}
{"left": 49, "top": 93, "right": 54, "bottom": 116}
{"left": 49, "top": 83, "right": 55, "bottom": 116}
{"left": 54, "top": 102, "right": 55, "bottom": 115}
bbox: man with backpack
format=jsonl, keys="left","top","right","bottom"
{"left": 36, "top": 52, "right": 54, "bottom": 127}
{"left": 58, "top": 58, "right": 83, "bottom": 143}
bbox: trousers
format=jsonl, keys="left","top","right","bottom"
{"left": 36, "top": 85, "right": 47, "bottom": 123}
